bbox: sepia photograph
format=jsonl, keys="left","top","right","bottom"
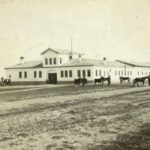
{"left": 0, "top": 0, "right": 150, "bottom": 149}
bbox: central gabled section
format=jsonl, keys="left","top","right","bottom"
{"left": 41, "top": 48, "right": 84, "bottom": 67}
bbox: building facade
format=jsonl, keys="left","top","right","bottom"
{"left": 5, "top": 48, "right": 150, "bottom": 84}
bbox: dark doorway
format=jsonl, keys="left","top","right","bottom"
{"left": 48, "top": 73, "right": 57, "bottom": 84}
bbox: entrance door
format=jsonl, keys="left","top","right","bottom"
{"left": 48, "top": 73, "right": 57, "bottom": 84}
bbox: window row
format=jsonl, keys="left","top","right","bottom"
{"left": 19, "top": 71, "right": 42, "bottom": 78}
{"left": 115, "top": 70, "right": 132, "bottom": 76}
{"left": 45, "top": 58, "right": 62, "bottom": 65}
{"left": 60, "top": 70, "right": 91, "bottom": 78}
{"left": 34, "top": 71, "right": 42, "bottom": 78}
{"left": 95, "top": 70, "right": 133, "bottom": 76}
{"left": 61, "top": 70, "right": 72, "bottom": 78}
{"left": 95, "top": 70, "right": 150, "bottom": 76}
{"left": 78, "top": 70, "right": 91, "bottom": 77}
{"left": 137, "top": 72, "right": 150, "bottom": 76}
{"left": 95, "top": 70, "right": 109, "bottom": 76}
{"left": 19, "top": 71, "right": 27, "bottom": 78}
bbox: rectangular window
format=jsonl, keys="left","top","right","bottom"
{"left": 19, "top": 72, "right": 22, "bottom": 78}
{"left": 118, "top": 71, "right": 120, "bottom": 76}
{"left": 121, "top": 71, "right": 123, "bottom": 76}
{"left": 107, "top": 71, "right": 109, "bottom": 76}
{"left": 53, "top": 58, "right": 56, "bottom": 64}
{"left": 45, "top": 58, "right": 48, "bottom": 65}
{"left": 49, "top": 58, "right": 52, "bottom": 65}
{"left": 115, "top": 71, "right": 117, "bottom": 76}
{"left": 34, "top": 71, "right": 37, "bottom": 78}
{"left": 24, "top": 71, "right": 27, "bottom": 78}
{"left": 77, "top": 70, "right": 81, "bottom": 77}
{"left": 69, "top": 70, "right": 72, "bottom": 77}
{"left": 87, "top": 70, "right": 91, "bottom": 77}
{"left": 124, "top": 71, "right": 126, "bottom": 76}
{"left": 61, "top": 70, "right": 64, "bottom": 78}
{"left": 95, "top": 70, "right": 98, "bottom": 76}
{"left": 65, "top": 70, "right": 68, "bottom": 77}
{"left": 39, "top": 71, "right": 42, "bottom": 78}
{"left": 104, "top": 71, "right": 105, "bottom": 76}
{"left": 130, "top": 71, "right": 132, "bottom": 76}
{"left": 83, "top": 70, "right": 86, "bottom": 77}
{"left": 99, "top": 70, "right": 101, "bottom": 76}
{"left": 60, "top": 58, "right": 62, "bottom": 64}
{"left": 137, "top": 72, "right": 139, "bottom": 75}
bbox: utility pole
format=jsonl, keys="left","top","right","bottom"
{"left": 70, "top": 38, "right": 73, "bottom": 59}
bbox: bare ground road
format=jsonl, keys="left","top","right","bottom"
{"left": 0, "top": 85, "right": 150, "bottom": 150}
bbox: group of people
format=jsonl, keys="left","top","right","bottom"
{"left": 0, "top": 77, "right": 11, "bottom": 86}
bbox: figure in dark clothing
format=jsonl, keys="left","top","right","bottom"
{"left": 1, "top": 77, "right": 4, "bottom": 83}
{"left": 148, "top": 75, "right": 150, "bottom": 86}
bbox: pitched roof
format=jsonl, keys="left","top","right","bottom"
{"left": 116, "top": 60, "right": 150, "bottom": 68}
{"left": 5, "top": 60, "right": 43, "bottom": 69}
{"left": 41, "top": 48, "right": 84, "bottom": 55}
{"left": 62, "top": 58, "right": 125, "bottom": 67}
{"left": 7, "top": 58, "right": 149, "bottom": 69}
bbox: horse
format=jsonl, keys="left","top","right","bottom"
{"left": 133, "top": 76, "right": 149, "bottom": 87}
{"left": 94, "top": 78, "right": 102, "bottom": 85}
{"left": 101, "top": 76, "right": 111, "bottom": 86}
{"left": 119, "top": 76, "right": 130, "bottom": 84}
{"left": 81, "top": 78, "right": 87, "bottom": 86}
{"left": 74, "top": 78, "right": 82, "bottom": 86}
{"left": 74, "top": 78, "right": 87, "bottom": 86}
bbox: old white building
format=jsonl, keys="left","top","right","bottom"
{"left": 5, "top": 48, "right": 150, "bottom": 84}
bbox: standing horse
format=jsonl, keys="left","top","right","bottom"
{"left": 74, "top": 78, "right": 87, "bottom": 86}
{"left": 101, "top": 76, "right": 111, "bottom": 86}
{"left": 74, "top": 78, "right": 82, "bottom": 86}
{"left": 81, "top": 78, "right": 87, "bottom": 86}
{"left": 133, "top": 76, "right": 149, "bottom": 87}
{"left": 119, "top": 76, "right": 130, "bottom": 84}
{"left": 94, "top": 77, "right": 102, "bottom": 85}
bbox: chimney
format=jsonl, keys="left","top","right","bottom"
{"left": 103, "top": 57, "right": 107, "bottom": 65}
{"left": 70, "top": 38, "right": 73, "bottom": 60}
{"left": 69, "top": 55, "right": 72, "bottom": 60}
{"left": 20, "top": 56, "right": 24, "bottom": 64}
{"left": 79, "top": 55, "right": 82, "bottom": 62}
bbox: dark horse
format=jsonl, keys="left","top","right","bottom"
{"left": 74, "top": 78, "right": 87, "bottom": 86}
{"left": 119, "top": 76, "right": 131, "bottom": 84}
{"left": 94, "top": 77, "right": 102, "bottom": 85}
{"left": 101, "top": 76, "right": 111, "bottom": 86}
{"left": 133, "top": 76, "right": 149, "bottom": 87}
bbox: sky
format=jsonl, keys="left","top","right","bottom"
{"left": 0, "top": 0, "right": 150, "bottom": 77}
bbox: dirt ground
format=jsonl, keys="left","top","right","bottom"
{"left": 0, "top": 84, "right": 150, "bottom": 150}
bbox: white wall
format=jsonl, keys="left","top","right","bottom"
{"left": 5, "top": 65, "right": 150, "bottom": 83}
{"left": 93, "top": 66, "right": 150, "bottom": 83}
{"left": 5, "top": 66, "right": 94, "bottom": 82}
{"left": 6, "top": 68, "right": 47, "bottom": 82}
{"left": 42, "top": 51, "right": 59, "bottom": 67}
{"left": 42, "top": 50, "right": 83, "bottom": 67}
